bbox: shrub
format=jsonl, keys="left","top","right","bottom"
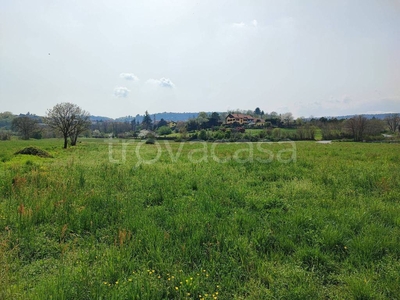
{"left": 272, "top": 128, "right": 281, "bottom": 139}
{"left": 145, "top": 138, "right": 155, "bottom": 144}
{"left": 157, "top": 126, "right": 172, "bottom": 136}
{"left": 0, "top": 131, "right": 11, "bottom": 140}
{"left": 198, "top": 129, "right": 207, "bottom": 140}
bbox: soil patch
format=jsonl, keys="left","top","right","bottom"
{"left": 15, "top": 146, "right": 53, "bottom": 158}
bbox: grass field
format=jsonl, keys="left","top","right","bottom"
{"left": 1, "top": 138, "right": 400, "bottom": 299}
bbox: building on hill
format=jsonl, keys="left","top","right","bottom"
{"left": 168, "top": 121, "right": 177, "bottom": 128}
{"left": 248, "top": 118, "right": 265, "bottom": 127}
{"left": 225, "top": 113, "right": 254, "bottom": 125}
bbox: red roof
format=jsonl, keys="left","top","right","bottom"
{"left": 227, "top": 114, "right": 254, "bottom": 119}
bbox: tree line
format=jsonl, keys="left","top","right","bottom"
{"left": 1, "top": 103, "right": 399, "bottom": 146}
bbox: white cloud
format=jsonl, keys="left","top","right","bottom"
{"left": 114, "top": 87, "right": 130, "bottom": 97}
{"left": 232, "top": 22, "right": 245, "bottom": 28}
{"left": 159, "top": 77, "right": 175, "bottom": 88}
{"left": 231, "top": 20, "right": 258, "bottom": 29}
{"left": 120, "top": 73, "right": 139, "bottom": 81}
{"left": 146, "top": 77, "right": 175, "bottom": 88}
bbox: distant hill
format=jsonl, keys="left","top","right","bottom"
{"left": 89, "top": 115, "right": 114, "bottom": 122}
{"left": 5, "top": 111, "right": 399, "bottom": 125}
{"left": 115, "top": 112, "right": 203, "bottom": 123}
{"left": 323, "top": 113, "right": 399, "bottom": 120}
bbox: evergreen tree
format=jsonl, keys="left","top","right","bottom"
{"left": 142, "top": 111, "right": 153, "bottom": 130}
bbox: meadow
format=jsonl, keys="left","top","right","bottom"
{"left": 0, "top": 138, "right": 399, "bottom": 299}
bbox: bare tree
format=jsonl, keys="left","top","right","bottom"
{"left": 11, "top": 116, "right": 38, "bottom": 140}
{"left": 280, "top": 112, "right": 294, "bottom": 127}
{"left": 345, "top": 115, "right": 368, "bottom": 141}
{"left": 345, "top": 116, "right": 385, "bottom": 141}
{"left": 385, "top": 113, "right": 400, "bottom": 133}
{"left": 44, "top": 102, "right": 90, "bottom": 148}
{"left": 69, "top": 112, "right": 91, "bottom": 146}
{"left": 365, "top": 118, "right": 385, "bottom": 137}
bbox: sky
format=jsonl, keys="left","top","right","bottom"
{"left": 1, "top": 0, "right": 399, "bottom": 119}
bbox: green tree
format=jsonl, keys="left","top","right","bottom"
{"left": 0, "top": 111, "right": 16, "bottom": 129}
{"left": 157, "top": 118, "right": 168, "bottom": 128}
{"left": 186, "top": 119, "right": 199, "bottom": 131}
{"left": 157, "top": 126, "right": 172, "bottom": 136}
{"left": 45, "top": 102, "right": 90, "bottom": 148}
{"left": 254, "top": 107, "right": 261, "bottom": 116}
{"left": 208, "top": 112, "right": 220, "bottom": 127}
{"left": 197, "top": 112, "right": 209, "bottom": 129}
{"left": 130, "top": 118, "right": 137, "bottom": 131}
{"left": 11, "top": 116, "right": 39, "bottom": 140}
{"left": 198, "top": 129, "right": 207, "bottom": 140}
{"left": 142, "top": 111, "right": 152, "bottom": 130}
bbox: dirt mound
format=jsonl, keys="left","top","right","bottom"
{"left": 15, "top": 146, "right": 53, "bottom": 158}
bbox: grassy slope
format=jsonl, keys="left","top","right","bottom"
{"left": 0, "top": 139, "right": 399, "bottom": 299}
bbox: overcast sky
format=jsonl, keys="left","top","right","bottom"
{"left": 1, "top": 0, "right": 399, "bottom": 118}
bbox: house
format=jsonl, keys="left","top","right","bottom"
{"left": 167, "top": 121, "right": 177, "bottom": 128}
{"left": 225, "top": 114, "right": 254, "bottom": 125}
{"left": 254, "top": 118, "right": 265, "bottom": 127}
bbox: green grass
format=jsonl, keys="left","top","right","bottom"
{"left": 1, "top": 138, "right": 400, "bottom": 299}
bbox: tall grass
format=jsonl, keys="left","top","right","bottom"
{"left": 0, "top": 139, "right": 399, "bottom": 299}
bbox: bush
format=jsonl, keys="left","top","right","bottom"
{"left": 145, "top": 138, "right": 155, "bottom": 144}
{"left": 214, "top": 130, "right": 225, "bottom": 140}
{"left": 0, "top": 131, "right": 11, "bottom": 140}
{"left": 157, "top": 126, "right": 172, "bottom": 136}
{"left": 272, "top": 128, "right": 281, "bottom": 139}
{"left": 32, "top": 131, "right": 42, "bottom": 139}
{"left": 295, "top": 125, "right": 316, "bottom": 140}
{"left": 198, "top": 130, "right": 207, "bottom": 140}
{"left": 92, "top": 130, "right": 104, "bottom": 138}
